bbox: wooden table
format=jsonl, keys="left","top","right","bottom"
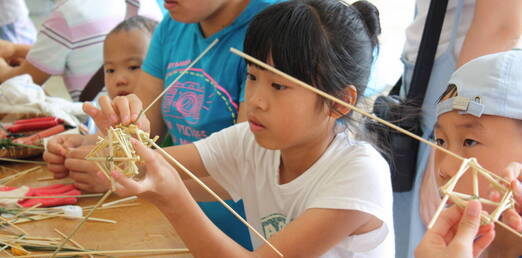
{"left": 0, "top": 163, "right": 192, "bottom": 257}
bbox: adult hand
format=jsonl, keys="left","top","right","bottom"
{"left": 43, "top": 134, "right": 91, "bottom": 179}
{"left": 415, "top": 200, "right": 495, "bottom": 258}
{"left": 83, "top": 94, "right": 150, "bottom": 134}
{"left": 64, "top": 145, "right": 110, "bottom": 193}
{"left": 491, "top": 162, "right": 522, "bottom": 232}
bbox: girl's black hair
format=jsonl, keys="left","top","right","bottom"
{"left": 244, "top": 0, "right": 381, "bottom": 116}
{"left": 109, "top": 15, "right": 158, "bottom": 36}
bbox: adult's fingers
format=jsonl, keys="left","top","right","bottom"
{"left": 452, "top": 200, "right": 482, "bottom": 245}
{"left": 472, "top": 226, "right": 495, "bottom": 258}
{"left": 429, "top": 205, "right": 463, "bottom": 238}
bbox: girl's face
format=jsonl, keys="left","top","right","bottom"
{"left": 103, "top": 29, "right": 150, "bottom": 99}
{"left": 244, "top": 64, "right": 338, "bottom": 151}
{"left": 434, "top": 111, "right": 522, "bottom": 210}
{"left": 163, "top": 0, "right": 234, "bottom": 23}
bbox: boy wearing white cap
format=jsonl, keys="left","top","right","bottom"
{"left": 417, "top": 50, "right": 522, "bottom": 258}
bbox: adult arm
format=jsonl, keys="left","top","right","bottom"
{"left": 457, "top": 0, "right": 522, "bottom": 67}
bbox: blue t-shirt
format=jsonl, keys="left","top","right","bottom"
{"left": 143, "top": 0, "right": 281, "bottom": 145}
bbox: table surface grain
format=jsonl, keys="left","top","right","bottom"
{"left": 0, "top": 162, "right": 192, "bottom": 257}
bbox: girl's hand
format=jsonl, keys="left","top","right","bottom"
{"left": 490, "top": 162, "right": 522, "bottom": 232}
{"left": 98, "top": 139, "right": 184, "bottom": 205}
{"left": 43, "top": 134, "right": 93, "bottom": 179}
{"left": 415, "top": 200, "right": 495, "bottom": 258}
{"left": 0, "top": 40, "right": 15, "bottom": 59}
{"left": 83, "top": 94, "right": 151, "bottom": 134}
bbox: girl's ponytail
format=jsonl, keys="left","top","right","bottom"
{"left": 352, "top": 1, "right": 381, "bottom": 47}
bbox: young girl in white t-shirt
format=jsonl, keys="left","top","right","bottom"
{"left": 87, "top": 0, "right": 395, "bottom": 257}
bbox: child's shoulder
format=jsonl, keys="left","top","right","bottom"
{"left": 327, "top": 132, "right": 390, "bottom": 176}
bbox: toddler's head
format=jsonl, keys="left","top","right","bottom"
{"left": 104, "top": 16, "right": 158, "bottom": 99}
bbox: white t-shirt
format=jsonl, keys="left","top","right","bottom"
{"left": 194, "top": 123, "right": 395, "bottom": 258}
{"left": 403, "top": 0, "right": 476, "bottom": 62}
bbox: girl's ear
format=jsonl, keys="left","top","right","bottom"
{"left": 330, "top": 85, "right": 357, "bottom": 119}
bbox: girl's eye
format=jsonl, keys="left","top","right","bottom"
{"left": 463, "top": 139, "right": 478, "bottom": 147}
{"left": 246, "top": 73, "right": 256, "bottom": 81}
{"left": 129, "top": 65, "right": 141, "bottom": 71}
{"left": 105, "top": 68, "right": 115, "bottom": 74}
{"left": 435, "top": 138, "right": 445, "bottom": 147}
{"left": 272, "top": 83, "right": 287, "bottom": 90}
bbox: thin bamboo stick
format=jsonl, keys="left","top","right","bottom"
{"left": 53, "top": 228, "right": 92, "bottom": 258}
{"left": 137, "top": 39, "right": 219, "bottom": 120}
{"left": 0, "top": 193, "right": 103, "bottom": 199}
{"left": 101, "top": 195, "right": 137, "bottom": 207}
{"left": 50, "top": 190, "right": 112, "bottom": 257}
{"left": 0, "top": 158, "right": 46, "bottom": 165}
{"left": 150, "top": 140, "right": 283, "bottom": 257}
{"left": 230, "top": 48, "right": 521, "bottom": 239}
{"left": 0, "top": 214, "right": 27, "bottom": 235}
{"left": 0, "top": 166, "right": 41, "bottom": 185}
{"left": 17, "top": 248, "right": 190, "bottom": 257}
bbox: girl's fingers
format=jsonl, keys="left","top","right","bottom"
{"left": 99, "top": 96, "right": 119, "bottom": 124}
{"left": 113, "top": 96, "right": 131, "bottom": 125}
{"left": 110, "top": 170, "right": 142, "bottom": 196}
{"left": 131, "top": 138, "right": 165, "bottom": 171}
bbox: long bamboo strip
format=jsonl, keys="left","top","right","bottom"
{"left": 0, "top": 193, "right": 103, "bottom": 199}
{"left": 230, "top": 48, "right": 521, "bottom": 239}
{"left": 17, "top": 248, "right": 190, "bottom": 257}
{"left": 50, "top": 190, "right": 112, "bottom": 257}
{"left": 53, "top": 229, "right": 92, "bottom": 258}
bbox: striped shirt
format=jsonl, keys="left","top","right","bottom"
{"left": 25, "top": 0, "right": 162, "bottom": 101}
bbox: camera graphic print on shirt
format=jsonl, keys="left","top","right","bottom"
{"left": 162, "top": 60, "right": 240, "bottom": 145}
{"left": 261, "top": 213, "right": 287, "bottom": 239}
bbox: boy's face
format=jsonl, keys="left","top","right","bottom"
{"left": 162, "top": 0, "right": 232, "bottom": 23}
{"left": 103, "top": 29, "right": 150, "bottom": 99}
{"left": 434, "top": 111, "right": 522, "bottom": 209}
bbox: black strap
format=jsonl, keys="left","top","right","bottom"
{"left": 79, "top": 66, "right": 104, "bottom": 102}
{"left": 406, "top": 0, "right": 449, "bottom": 105}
